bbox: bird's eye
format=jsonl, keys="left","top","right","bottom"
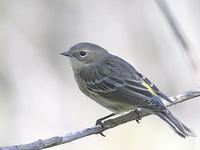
{"left": 80, "top": 50, "right": 87, "bottom": 57}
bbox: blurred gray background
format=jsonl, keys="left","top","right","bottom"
{"left": 0, "top": 0, "right": 200, "bottom": 149}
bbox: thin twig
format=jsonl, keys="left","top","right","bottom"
{"left": 156, "top": 0, "right": 189, "bottom": 50}
{"left": 1, "top": 87, "right": 200, "bottom": 150}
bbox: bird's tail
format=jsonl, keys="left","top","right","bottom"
{"left": 156, "top": 110, "right": 196, "bottom": 138}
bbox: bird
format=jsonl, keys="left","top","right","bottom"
{"left": 60, "top": 42, "right": 196, "bottom": 138}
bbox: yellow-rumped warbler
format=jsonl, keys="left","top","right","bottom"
{"left": 61, "top": 42, "right": 195, "bottom": 138}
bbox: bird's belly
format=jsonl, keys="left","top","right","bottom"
{"left": 76, "top": 79, "right": 136, "bottom": 113}
{"left": 87, "top": 92, "right": 136, "bottom": 113}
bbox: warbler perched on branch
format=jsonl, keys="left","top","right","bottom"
{"left": 61, "top": 42, "right": 195, "bottom": 138}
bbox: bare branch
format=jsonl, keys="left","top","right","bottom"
{"left": 155, "top": 0, "right": 200, "bottom": 72}
{"left": 156, "top": 0, "right": 189, "bottom": 50}
{"left": 1, "top": 87, "right": 200, "bottom": 150}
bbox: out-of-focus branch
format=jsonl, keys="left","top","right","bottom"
{"left": 1, "top": 87, "right": 200, "bottom": 150}
{"left": 156, "top": 0, "right": 200, "bottom": 72}
{"left": 156, "top": 0, "right": 189, "bottom": 50}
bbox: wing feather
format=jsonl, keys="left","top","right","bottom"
{"left": 136, "top": 72, "right": 174, "bottom": 103}
{"left": 77, "top": 55, "right": 167, "bottom": 111}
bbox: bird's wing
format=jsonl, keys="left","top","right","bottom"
{"left": 136, "top": 72, "right": 174, "bottom": 103}
{"left": 77, "top": 55, "right": 166, "bottom": 111}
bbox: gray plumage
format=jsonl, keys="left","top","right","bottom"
{"left": 61, "top": 42, "right": 196, "bottom": 138}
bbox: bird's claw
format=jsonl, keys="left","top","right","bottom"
{"left": 136, "top": 119, "right": 141, "bottom": 124}
{"left": 96, "top": 119, "right": 106, "bottom": 137}
{"left": 95, "top": 113, "right": 115, "bottom": 137}
{"left": 135, "top": 109, "right": 142, "bottom": 124}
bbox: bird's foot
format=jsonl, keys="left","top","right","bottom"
{"left": 134, "top": 109, "right": 142, "bottom": 124}
{"left": 96, "top": 119, "right": 106, "bottom": 137}
{"left": 95, "top": 113, "right": 115, "bottom": 137}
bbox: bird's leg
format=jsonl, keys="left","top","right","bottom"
{"left": 95, "top": 113, "right": 115, "bottom": 137}
{"left": 134, "top": 108, "right": 142, "bottom": 123}
{"left": 96, "top": 113, "right": 115, "bottom": 125}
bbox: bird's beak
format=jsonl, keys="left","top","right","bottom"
{"left": 60, "top": 51, "right": 72, "bottom": 57}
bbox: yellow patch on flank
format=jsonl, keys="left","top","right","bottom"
{"left": 141, "top": 82, "right": 156, "bottom": 95}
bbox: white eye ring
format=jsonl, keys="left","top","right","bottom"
{"left": 80, "top": 50, "right": 87, "bottom": 57}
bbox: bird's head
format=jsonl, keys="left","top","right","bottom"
{"left": 61, "top": 42, "right": 107, "bottom": 73}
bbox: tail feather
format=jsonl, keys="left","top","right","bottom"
{"left": 156, "top": 110, "right": 196, "bottom": 138}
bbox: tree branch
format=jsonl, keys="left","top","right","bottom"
{"left": 1, "top": 87, "right": 200, "bottom": 150}
{"left": 155, "top": 0, "right": 200, "bottom": 72}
